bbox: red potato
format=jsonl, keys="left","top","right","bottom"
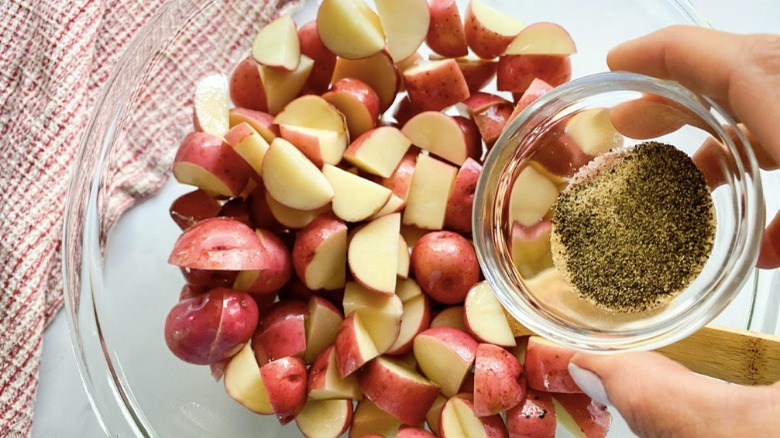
{"left": 259, "top": 55, "right": 315, "bottom": 115}
{"left": 222, "top": 344, "right": 272, "bottom": 412}
{"left": 357, "top": 356, "right": 441, "bottom": 426}
{"left": 334, "top": 313, "right": 380, "bottom": 377}
{"left": 293, "top": 213, "right": 348, "bottom": 291}
{"left": 462, "top": 92, "right": 515, "bottom": 148}
{"left": 164, "top": 288, "right": 259, "bottom": 365}
{"left": 398, "top": 426, "right": 438, "bottom": 438}
{"left": 497, "top": 54, "right": 571, "bottom": 94}
{"left": 385, "top": 293, "right": 431, "bottom": 356}
{"left": 525, "top": 336, "right": 582, "bottom": 393}
{"left": 179, "top": 283, "right": 208, "bottom": 300}
{"left": 349, "top": 399, "right": 401, "bottom": 438}
{"left": 169, "top": 189, "right": 221, "bottom": 230}
{"left": 464, "top": 282, "right": 516, "bottom": 347}
{"left": 426, "top": 394, "right": 448, "bottom": 436}
{"left": 308, "top": 345, "right": 362, "bottom": 400}
{"left": 430, "top": 305, "right": 467, "bottom": 331}
{"left": 413, "top": 326, "right": 479, "bottom": 397}
{"left": 392, "top": 96, "right": 425, "bottom": 126}
{"left": 457, "top": 57, "right": 498, "bottom": 94}
{"left": 411, "top": 231, "right": 480, "bottom": 304}
{"left": 323, "top": 78, "right": 381, "bottom": 139}
{"left": 173, "top": 132, "right": 252, "bottom": 198}
{"left": 228, "top": 108, "right": 278, "bottom": 143}
{"left": 260, "top": 356, "right": 308, "bottom": 424}
{"left": 218, "top": 198, "right": 252, "bottom": 227}
{"left": 168, "top": 217, "right": 268, "bottom": 271}
{"left": 506, "top": 390, "right": 556, "bottom": 438}
{"left": 297, "top": 20, "right": 337, "bottom": 95}
{"left": 342, "top": 281, "right": 403, "bottom": 354}
{"left": 554, "top": 393, "right": 612, "bottom": 438}
{"left": 317, "top": 0, "right": 385, "bottom": 60}
{"left": 229, "top": 57, "right": 267, "bottom": 112}
{"left": 304, "top": 296, "right": 345, "bottom": 363}
{"left": 265, "top": 192, "right": 332, "bottom": 230}
{"left": 509, "top": 78, "right": 553, "bottom": 122}
{"left": 231, "top": 229, "right": 292, "bottom": 296}
{"left": 376, "top": 151, "right": 417, "bottom": 200}
{"left": 439, "top": 394, "right": 508, "bottom": 438}
{"left": 453, "top": 116, "right": 483, "bottom": 162}
{"left": 464, "top": 0, "right": 525, "bottom": 59}
{"left": 180, "top": 267, "right": 237, "bottom": 289}
{"left": 343, "top": 126, "right": 412, "bottom": 179}
{"left": 445, "top": 157, "right": 482, "bottom": 233}
{"left": 426, "top": 0, "right": 468, "bottom": 57}
{"left": 375, "top": 0, "right": 430, "bottom": 62}
{"left": 332, "top": 51, "right": 400, "bottom": 113}
{"left": 246, "top": 185, "right": 283, "bottom": 231}
{"left": 252, "top": 300, "right": 308, "bottom": 365}
{"left": 510, "top": 220, "right": 554, "bottom": 278}
{"left": 402, "top": 59, "right": 470, "bottom": 112}
{"left": 295, "top": 399, "right": 354, "bottom": 438}
{"left": 473, "top": 343, "right": 527, "bottom": 416}
{"left": 251, "top": 14, "right": 300, "bottom": 71}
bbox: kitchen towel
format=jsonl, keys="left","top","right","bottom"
{"left": 0, "top": 0, "right": 299, "bottom": 435}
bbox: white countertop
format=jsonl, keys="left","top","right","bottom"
{"left": 32, "top": 1, "right": 779, "bottom": 436}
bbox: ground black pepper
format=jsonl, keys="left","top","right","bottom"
{"left": 550, "top": 142, "right": 716, "bottom": 312}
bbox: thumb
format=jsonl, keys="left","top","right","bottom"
{"left": 569, "top": 352, "right": 777, "bottom": 438}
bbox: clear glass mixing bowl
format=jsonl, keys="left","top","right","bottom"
{"left": 62, "top": 0, "right": 753, "bottom": 436}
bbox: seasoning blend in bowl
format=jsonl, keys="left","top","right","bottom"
{"left": 473, "top": 72, "right": 764, "bottom": 352}
{"left": 550, "top": 141, "right": 716, "bottom": 313}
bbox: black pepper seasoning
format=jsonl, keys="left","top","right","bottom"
{"left": 550, "top": 142, "right": 716, "bottom": 312}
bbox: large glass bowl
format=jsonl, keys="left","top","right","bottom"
{"left": 62, "top": 0, "right": 752, "bottom": 436}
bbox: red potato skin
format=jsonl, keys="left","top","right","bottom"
{"left": 180, "top": 267, "right": 238, "bottom": 289}
{"left": 385, "top": 294, "right": 432, "bottom": 355}
{"left": 357, "top": 359, "right": 440, "bottom": 426}
{"left": 392, "top": 96, "right": 425, "bottom": 126}
{"left": 524, "top": 337, "right": 583, "bottom": 393}
{"left": 403, "top": 59, "right": 471, "bottom": 112}
{"left": 554, "top": 393, "right": 612, "bottom": 438}
{"left": 218, "top": 197, "right": 252, "bottom": 227}
{"left": 164, "top": 288, "right": 259, "bottom": 365}
{"left": 463, "top": 4, "right": 517, "bottom": 59}
{"left": 376, "top": 150, "right": 418, "bottom": 200}
{"left": 173, "top": 132, "right": 253, "bottom": 197}
{"left": 458, "top": 59, "right": 498, "bottom": 94}
{"left": 168, "top": 217, "right": 268, "bottom": 271}
{"left": 474, "top": 343, "right": 527, "bottom": 416}
{"left": 278, "top": 125, "right": 327, "bottom": 168}
{"left": 463, "top": 92, "right": 515, "bottom": 148}
{"left": 506, "top": 390, "right": 556, "bottom": 438}
{"left": 334, "top": 314, "right": 371, "bottom": 377}
{"left": 169, "top": 189, "right": 221, "bottom": 230}
{"left": 260, "top": 299, "right": 309, "bottom": 330}
{"left": 453, "top": 116, "right": 483, "bottom": 162}
{"left": 253, "top": 315, "right": 307, "bottom": 365}
{"left": 260, "top": 356, "right": 308, "bottom": 424}
{"left": 292, "top": 213, "right": 347, "bottom": 288}
{"left": 530, "top": 117, "right": 593, "bottom": 178}
{"left": 411, "top": 231, "right": 481, "bottom": 304}
{"left": 323, "top": 78, "right": 381, "bottom": 137}
{"left": 398, "top": 426, "right": 438, "bottom": 438}
{"left": 229, "top": 57, "right": 267, "bottom": 111}
{"left": 417, "top": 326, "right": 479, "bottom": 366}
{"left": 426, "top": 0, "right": 469, "bottom": 58}
{"left": 246, "top": 184, "right": 284, "bottom": 231}
{"left": 241, "top": 229, "right": 293, "bottom": 295}
{"left": 445, "top": 157, "right": 482, "bottom": 233}
{"left": 298, "top": 20, "right": 337, "bottom": 95}
{"left": 179, "top": 283, "right": 208, "bottom": 300}
{"left": 509, "top": 78, "right": 553, "bottom": 122}
{"left": 228, "top": 108, "right": 279, "bottom": 141}
{"left": 497, "top": 55, "right": 572, "bottom": 94}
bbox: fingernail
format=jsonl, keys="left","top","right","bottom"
{"left": 568, "top": 363, "right": 612, "bottom": 407}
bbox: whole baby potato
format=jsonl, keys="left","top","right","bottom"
{"left": 164, "top": 287, "right": 259, "bottom": 365}
{"left": 411, "top": 231, "right": 480, "bottom": 304}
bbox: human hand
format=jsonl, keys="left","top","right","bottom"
{"left": 568, "top": 26, "right": 780, "bottom": 438}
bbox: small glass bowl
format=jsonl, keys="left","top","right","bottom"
{"left": 473, "top": 72, "right": 765, "bottom": 352}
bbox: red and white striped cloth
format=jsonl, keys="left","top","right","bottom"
{"left": 0, "top": 0, "right": 298, "bottom": 434}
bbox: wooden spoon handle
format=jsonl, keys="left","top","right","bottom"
{"left": 507, "top": 315, "right": 780, "bottom": 385}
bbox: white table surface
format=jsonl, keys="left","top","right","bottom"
{"left": 32, "top": 1, "right": 779, "bottom": 437}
